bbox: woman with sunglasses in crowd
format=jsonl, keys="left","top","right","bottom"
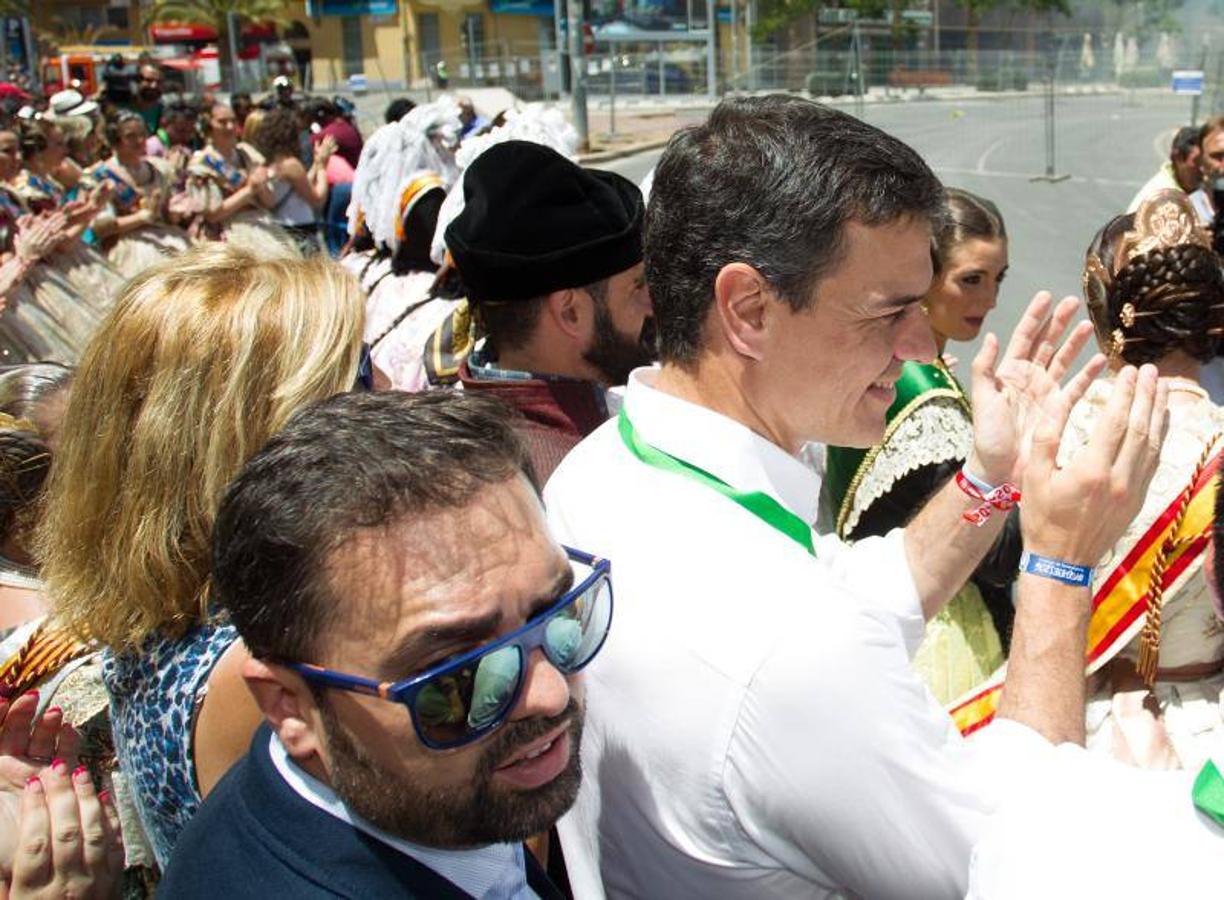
{"left": 89, "top": 111, "right": 191, "bottom": 279}
{"left": 185, "top": 102, "right": 276, "bottom": 241}
{"left": 38, "top": 242, "right": 366, "bottom": 867}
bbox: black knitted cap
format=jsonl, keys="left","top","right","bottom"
{"left": 445, "top": 141, "right": 644, "bottom": 303}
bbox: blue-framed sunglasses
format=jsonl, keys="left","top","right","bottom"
{"left": 285, "top": 547, "right": 612, "bottom": 750}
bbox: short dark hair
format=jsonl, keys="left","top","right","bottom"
{"left": 385, "top": 97, "right": 416, "bottom": 123}
{"left": 1172, "top": 125, "right": 1200, "bottom": 159}
{"left": 1200, "top": 116, "right": 1224, "bottom": 148}
{"left": 211, "top": 390, "right": 537, "bottom": 662}
{"left": 645, "top": 94, "right": 944, "bottom": 366}
{"left": 475, "top": 278, "right": 608, "bottom": 356}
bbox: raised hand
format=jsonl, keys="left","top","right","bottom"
{"left": 1022, "top": 363, "right": 1168, "bottom": 566}
{"left": 3, "top": 762, "right": 123, "bottom": 899}
{"left": 314, "top": 134, "right": 338, "bottom": 164}
{"left": 0, "top": 693, "right": 81, "bottom": 874}
{"left": 968, "top": 291, "right": 1101, "bottom": 485}
{"left": 13, "top": 212, "right": 67, "bottom": 262}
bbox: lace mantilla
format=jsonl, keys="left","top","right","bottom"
{"left": 842, "top": 397, "right": 973, "bottom": 536}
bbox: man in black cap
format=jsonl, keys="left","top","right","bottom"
{"left": 446, "top": 140, "right": 656, "bottom": 482}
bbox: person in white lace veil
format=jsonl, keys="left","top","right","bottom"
{"left": 822, "top": 188, "right": 1020, "bottom": 705}
{"left": 429, "top": 105, "right": 579, "bottom": 268}
{"left": 1069, "top": 189, "right": 1224, "bottom": 772}
{"left": 345, "top": 100, "right": 465, "bottom": 391}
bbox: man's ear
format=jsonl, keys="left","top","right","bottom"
{"left": 713, "top": 263, "right": 773, "bottom": 362}
{"left": 541, "top": 287, "right": 591, "bottom": 343}
{"left": 243, "top": 656, "right": 326, "bottom": 764}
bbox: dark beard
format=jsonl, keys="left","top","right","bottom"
{"left": 320, "top": 697, "right": 584, "bottom": 849}
{"left": 583, "top": 299, "right": 657, "bottom": 386}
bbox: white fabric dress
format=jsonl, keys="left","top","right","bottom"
{"left": 1060, "top": 378, "right": 1224, "bottom": 771}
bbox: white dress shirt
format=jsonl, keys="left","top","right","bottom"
{"left": 543, "top": 368, "right": 1100, "bottom": 899}
{"left": 268, "top": 733, "right": 539, "bottom": 900}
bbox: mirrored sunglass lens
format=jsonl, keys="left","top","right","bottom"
{"left": 467, "top": 646, "right": 521, "bottom": 729}
{"left": 544, "top": 575, "right": 611, "bottom": 672}
{"left": 411, "top": 646, "right": 523, "bottom": 745}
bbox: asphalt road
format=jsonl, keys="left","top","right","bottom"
{"left": 596, "top": 91, "right": 1195, "bottom": 369}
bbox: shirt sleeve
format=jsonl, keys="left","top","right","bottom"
{"left": 723, "top": 601, "right": 1059, "bottom": 900}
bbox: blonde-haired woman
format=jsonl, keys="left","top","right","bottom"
{"left": 38, "top": 241, "right": 365, "bottom": 866}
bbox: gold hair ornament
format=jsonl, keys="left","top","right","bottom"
{"left": 0, "top": 412, "right": 37, "bottom": 434}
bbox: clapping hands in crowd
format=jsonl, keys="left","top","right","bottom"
{"left": 0, "top": 692, "right": 122, "bottom": 900}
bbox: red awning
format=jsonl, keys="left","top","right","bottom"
{"left": 150, "top": 21, "right": 277, "bottom": 43}
{"left": 150, "top": 23, "right": 217, "bottom": 43}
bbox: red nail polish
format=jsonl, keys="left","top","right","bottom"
{"left": 25, "top": 774, "right": 39, "bottom": 786}
{"left": 97, "top": 790, "right": 111, "bottom": 804}
{"left": 50, "top": 758, "right": 66, "bottom": 774}
{"left": 72, "top": 765, "right": 89, "bottom": 782}
{"left": 46, "top": 706, "right": 62, "bottom": 715}
{"left": 22, "top": 689, "right": 38, "bottom": 700}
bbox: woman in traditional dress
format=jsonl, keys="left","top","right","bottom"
{"left": 1069, "top": 189, "right": 1224, "bottom": 771}
{"left": 0, "top": 369, "right": 65, "bottom": 639}
{"left": 185, "top": 102, "right": 276, "bottom": 242}
{"left": 89, "top": 111, "right": 191, "bottom": 279}
{"left": 0, "top": 128, "right": 110, "bottom": 366}
{"left": 11, "top": 120, "right": 124, "bottom": 309}
{"left": 823, "top": 188, "right": 1020, "bottom": 704}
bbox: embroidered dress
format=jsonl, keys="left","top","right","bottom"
{"left": 0, "top": 188, "right": 111, "bottom": 365}
{"left": 10, "top": 171, "right": 125, "bottom": 310}
{"left": 186, "top": 145, "right": 278, "bottom": 243}
{"left": 1060, "top": 379, "right": 1224, "bottom": 771}
{"left": 103, "top": 621, "right": 238, "bottom": 866}
{"left": 89, "top": 155, "right": 191, "bottom": 279}
{"left": 364, "top": 270, "right": 462, "bottom": 392}
{"left": 824, "top": 360, "right": 1012, "bottom": 705}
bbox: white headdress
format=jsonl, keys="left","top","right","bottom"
{"left": 347, "top": 97, "right": 463, "bottom": 252}
{"left": 430, "top": 104, "right": 580, "bottom": 266}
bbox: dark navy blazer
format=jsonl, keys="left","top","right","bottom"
{"left": 158, "top": 724, "right": 566, "bottom": 899}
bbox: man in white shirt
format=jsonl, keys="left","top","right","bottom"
{"left": 1128, "top": 125, "right": 1203, "bottom": 215}
{"left": 161, "top": 391, "right": 612, "bottom": 899}
{"left": 545, "top": 95, "right": 1215, "bottom": 898}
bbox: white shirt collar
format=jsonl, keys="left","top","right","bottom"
{"left": 621, "top": 367, "right": 823, "bottom": 525}
{"left": 267, "top": 733, "right": 536, "bottom": 900}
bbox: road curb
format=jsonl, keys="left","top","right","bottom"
{"left": 578, "top": 138, "right": 671, "bottom": 164}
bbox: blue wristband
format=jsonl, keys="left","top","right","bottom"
{"left": 1019, "top": 550, "right": 1094, "bottom": 587}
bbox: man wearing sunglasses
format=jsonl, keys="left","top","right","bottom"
{"left": 160, "top": 390, "right": 612, "bottom": 898}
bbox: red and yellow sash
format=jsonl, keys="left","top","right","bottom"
{"left": 949, "top": 445, "right": 1224, "bottom": 737}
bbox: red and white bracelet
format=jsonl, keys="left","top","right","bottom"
{"left": 955, "top": 469, "right": 1020, "bottom": 527}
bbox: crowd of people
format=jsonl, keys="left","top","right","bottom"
{"left": 0, "top": 84, "right": 1223, "bottom": 899}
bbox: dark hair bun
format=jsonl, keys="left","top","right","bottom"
{"left": 1112, "top": 243, "right": 1224, "bottom": 365}
{"left": 0, "top": 426, "right": 50, "bottom": 541}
